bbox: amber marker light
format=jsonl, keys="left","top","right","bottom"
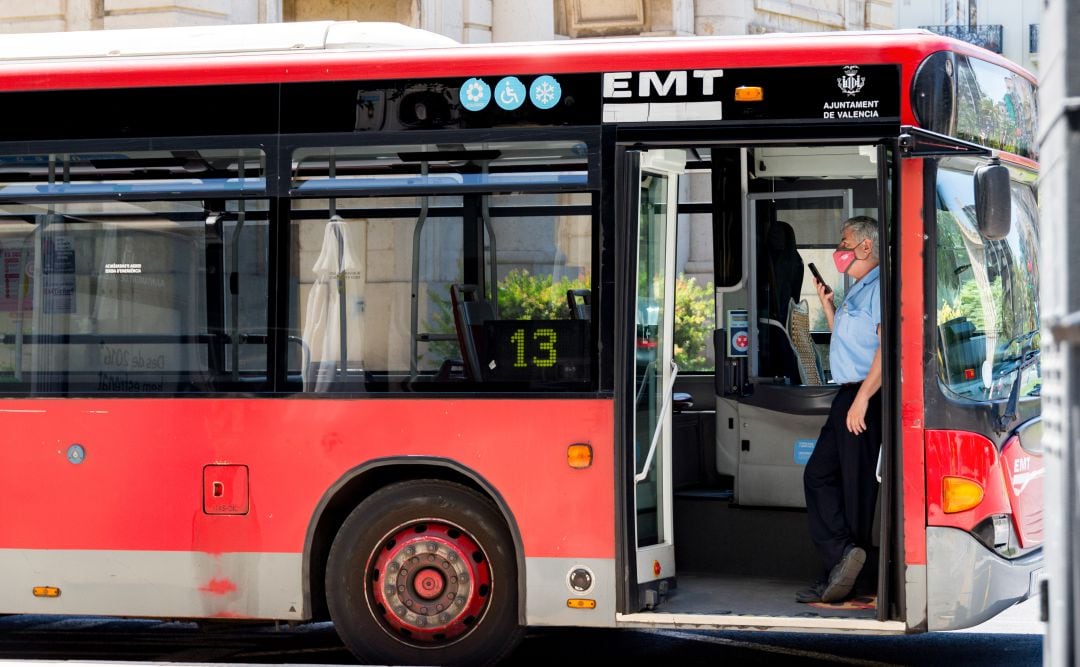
{"left": 942, "top": 476, "right": 984, "bottom": 513}
{"left": 734, "top": 86, "right": 764, "bottom": 102}
{"left": 567, "top": 443, "right": 593, "bottom": 469}
{"left": 32, "top": 586, "right": 60, "bottom": 598}
{"left": 567, "top": 598, "right": 597, "bottom": 609}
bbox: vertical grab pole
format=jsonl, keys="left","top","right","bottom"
{"left": 229, "top": 152, "right": 248, "bottom": 382}
{"left": 480, "top": 162, "right": 498, "bottom": 315}
{"left": 328, "top": 149, "right": 348, "bottom": 379}
{"left": 409, "top": 161, "right": 430, "bottom": 378}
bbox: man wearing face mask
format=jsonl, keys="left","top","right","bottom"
{"left": 796, "top": 215, "right": 882, "bottom": 604}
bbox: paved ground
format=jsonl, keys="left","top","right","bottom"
{"left": 0, "top": 595, "right": 1044, "bottom": 666}
{"left": 954, "top": 596, "right": 1043, "bottom": 635}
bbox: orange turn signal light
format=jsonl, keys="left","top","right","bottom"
{"left": 568, "top": 443, "right": 593, "bottom": 469}
{"left": 942, "top": 476, "right": 984, "bottom": 513}
{"left": 734, "top": 86, "right": 764, "bottom": 102}
{"left": 33, "top": 586, "right": 60, "bottom": 598}
{"left": 567, "top": 598, "right": 597, "bottom": 609}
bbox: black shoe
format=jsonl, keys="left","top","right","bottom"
{"left": 795, "top": 582, "right": 825, "bottom": 603}
{"left": 821, "top": 545, "right": 866, "bottom": 603}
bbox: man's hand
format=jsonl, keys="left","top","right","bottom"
{"left": 815, "top": 279, "right": 834, "bottom": 310}
{"left": 816, "top": 279, "right": 836, "bottom": 330}
{"left": 847, "top": 394, "right": 869, "bottom": 435}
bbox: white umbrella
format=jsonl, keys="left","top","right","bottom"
{"left": 302, "top": 215, "right": 363, "bottom": 391}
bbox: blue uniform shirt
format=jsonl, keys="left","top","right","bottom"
{"left": 830, "top": 265, "right": 881, "bottom": 384}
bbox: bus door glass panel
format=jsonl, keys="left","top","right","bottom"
{"left": 633, "top": 150, "right": 683, "bottom": 581}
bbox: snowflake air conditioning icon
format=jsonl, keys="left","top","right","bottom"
{"left": 530, "top": 75, "right": 562, "bottom": 110}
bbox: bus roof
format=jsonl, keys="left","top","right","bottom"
{"left": 0, "top": 21, "right": 458, "bottom": 61}
{"left": 0, "top": 23, "right": 1036, "bottom": 93}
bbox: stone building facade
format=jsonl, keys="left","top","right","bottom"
{"left": 0, "top": 1, "right": 894, "bottom": 41}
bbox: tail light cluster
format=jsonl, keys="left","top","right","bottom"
{"left": 925, "top": 429, "right": 1042, "bottom": 556}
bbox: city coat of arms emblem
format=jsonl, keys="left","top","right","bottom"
{"left": 837, "top": 65, "right": 866, "bottom": 97}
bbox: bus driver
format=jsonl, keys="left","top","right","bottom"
{"left": 796, "top": 215, "right": 882, "bottom": 604}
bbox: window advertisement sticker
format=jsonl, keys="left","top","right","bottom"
{"left": 460, "top": 77, "right": 491, "bottom": 112}
{"left": 494, "top": 76, "right": 526, "bottom": 110}
{"left": 794, "top": 438, "right": 816, "bottom": 465}
{"left": 42, "top": 235, "right": 75, "bottom": 314}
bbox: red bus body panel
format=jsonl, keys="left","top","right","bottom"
{"left": 925, "top": 429, "right": 1012, "bottom": 531}
{"left": 0, "top": 398, "right": 615, "bottom": 558}
{"left": 999, "top": 435, "right": 1045, "bottom": 548}
{"left": 899, "top": 158, "right": 927, "bottom": 567}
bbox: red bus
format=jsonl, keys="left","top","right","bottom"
{"left": 0, "top": 22, "right": 1043, "bottom": 666}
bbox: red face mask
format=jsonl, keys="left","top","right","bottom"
{"left": 833, "top": 248, "right": 856, "bottom": 274}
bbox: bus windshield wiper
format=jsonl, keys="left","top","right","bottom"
{"left": 994, "top": 330, "right": 1040, "bottom": 434}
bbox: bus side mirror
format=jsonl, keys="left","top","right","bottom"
{"left": 974, "top": 158, "right": 1011, "bottom": 240}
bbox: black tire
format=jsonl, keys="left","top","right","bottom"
{"left": 325, "top": 479, "right": 522, "bottom": 666}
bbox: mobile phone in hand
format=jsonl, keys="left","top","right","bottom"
{"left": 808, "top": 262, "right": 832, "bottom": 294}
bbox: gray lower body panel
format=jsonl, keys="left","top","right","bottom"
{"left": 524, "top": 556, "right": 616, "bottom": 627}
{"left": 926, "top": 527, "right": 1042, "bottom": 631}
{"left": 0, "top": 549, "right": 305, "bottom": 619}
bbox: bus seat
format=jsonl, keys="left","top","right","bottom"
{"left": 757, "top": 317, "right": 801, "bottom": 383}
{"left": 567, "top": 288, "right": 591, "bottom": 320}
{"left": 786, "top": 298, "right": 824, "bottom": 385}
{"left": 757, "top": 219, "right": 804, "bottom": 382}
{"left": 450, "top": 284, "right": 494, "bottom": 381}
{"left": 765, "top": 220, "right": 804, "bottom": 322}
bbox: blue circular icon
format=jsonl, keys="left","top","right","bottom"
{"left": 494, "top": 76, "right": 527, "bottom": 111}
{"left": 530, "top": 75, "right": 562, "bottom": 110}
{"left": 460, "top": 78, "right": 491, "bottom": 112}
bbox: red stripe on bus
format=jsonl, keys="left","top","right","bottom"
{"left": 0, "top": 32, "right": 1030, "bottom": 102}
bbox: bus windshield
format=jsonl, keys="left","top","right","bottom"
{"left": 934, "top": 165, "right": 1040, "bottom": 402}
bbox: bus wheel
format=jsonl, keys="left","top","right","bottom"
{"left": 325, "top": 479, "right": 522, "bottom": 666}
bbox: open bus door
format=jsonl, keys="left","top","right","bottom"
{"left": 625, "top": 149, "right": 685, "bottom": 607}
{"left": 617, "top": 142, "right": 906, "bottom": 631}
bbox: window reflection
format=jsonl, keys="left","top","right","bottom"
{"left": 935, "top": 167, "right": 1040, "bottom": 401}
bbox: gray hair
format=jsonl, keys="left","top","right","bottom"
{"left": 842, "top": 215, "right": 879, "bottom": 261}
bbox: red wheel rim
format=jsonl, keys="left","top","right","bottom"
{"left": 368, "top": 521, "right": 492, "bottom": 644}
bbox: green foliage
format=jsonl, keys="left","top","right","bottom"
{"left": 422, "top": 270, "right": 589, "bottom": 365}
{"left": 497, "top": 269, "right": 588, "bottom": 320}
{"left": 673, "top": 276, "right": 714, "bottom": 371}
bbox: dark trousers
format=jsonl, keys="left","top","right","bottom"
{"left": 803, "top": 383, "right": 882, "bottom": 572}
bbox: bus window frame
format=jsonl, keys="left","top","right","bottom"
{"left": 279, "top": 127, "right": 606, "bottom": 396}
{"left": 0, "top": 136, "right": 270, "bottom": 203}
